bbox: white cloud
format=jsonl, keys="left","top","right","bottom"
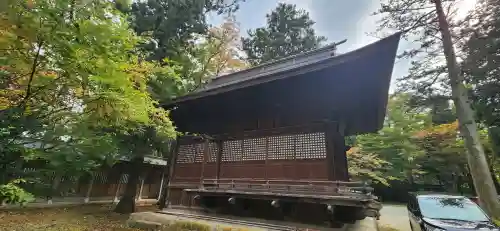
{"left": 344, "top": 1, "right": 380, "bottom": 51}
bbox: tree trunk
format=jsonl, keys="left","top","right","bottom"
{"left": 48, "top": 173, "right": 63, "bottom": 204}
{"left": 406, "top": 170, "right": 415, "bottom": 191}
{"left": 84, "top": 173, "right": 94, "bottom": 203}
{"left": 434, "top": 0, "right": 500, "bottom": 219}
{"left": 114, "top": 156, "right": 144, "bottom": 214}
{"left": 158, "top": 139, "right": 178, "bottom": 209}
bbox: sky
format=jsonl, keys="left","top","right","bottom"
{"left": 207, "top": 0, "right": 477, "bottom": 92}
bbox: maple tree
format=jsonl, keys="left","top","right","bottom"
{"left": 346, "top": 147, "right": 391, "bottom": 185}
{"left": 188, "top": 15, "right": 248, "bottom": 87}
{"left": 0, "top": 0, "right": 176, "bottom": 205}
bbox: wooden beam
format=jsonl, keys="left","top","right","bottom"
{"left": 333, "top": 120, "right": 349, "bottom": 181}
{"left": 215, "top": 140, "right": 223, "bottom": 182}
{"left": 200, "top": 140, "right": 209, "bottom": 185}
{"left": 158, "top": 138, "right": 180, "bottom": 209}
{"left": 325, "top": 123, "right": 336, "bottom": 181}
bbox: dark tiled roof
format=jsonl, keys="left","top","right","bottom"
{"left": 169, "top": 33, "right": 401, "bottom": 105}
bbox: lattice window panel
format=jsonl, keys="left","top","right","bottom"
{"left": 222, "top": 140, "right": 243, "bottom": 162}
{"left": 120, "top": 174, "right": 129, "bottom": 184}
{"left": 176, "top": 144, "right": 196, "bottom": 163}
{"left": 208, "top": 142, "right": 218, "bottom": 162}
{"left": 242, "top": 137, "right": 267, "bottom": 161}
{"left": 93, "top": 172, "right": 108, "bottom": 183}
{"left": 295, "top": 132, "right": 326, "bottom": 159}
{"left": 194, "top": 143, "right": 204, "bottom": 163}
{"left": 268, "top": 135, "right": 295, "bottom": 160}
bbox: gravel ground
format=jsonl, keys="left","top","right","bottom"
{"left": 379, "top": 204, "right": 411, "bottom": 231}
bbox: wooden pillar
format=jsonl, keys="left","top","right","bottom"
{"left": 200, "top": 139, "right": 209, "bottom": 185}
{"left": 157, "top": 170, "right": 165, "bottom": 200}
{"left": 113, "top": 174, "right": 123, "bottom": 203}
{"left": 161, "top": 138, "right": 180, "bottom": 208}
{"left": 333, "top": 121, "right": 349, "bottom": 181}
{"left": 325, "top": 122, "right": 337, "bottom": 181}
{"left": 137, "top": 172, "right": 146, "bottom": 201}
{"left": 159, "top": 139, "right": 179, "bottom": 209}
{"left": 325, "top": 120, "right": 349, "bottom": 181}
{"left": 265, "top": 137, "right": 269, "bottom": 181}
{"left": 84, "top": 173, "right": 94, "bottom": 203}
{"left": 215, "top": 140, "right": 223, "bottom": 182}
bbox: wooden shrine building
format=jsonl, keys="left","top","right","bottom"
{"left": 162, "top": 33, "right": 402, "bottom": 226}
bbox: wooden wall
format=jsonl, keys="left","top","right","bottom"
{"left": 170, "top": 122, "right": 347, "bottom": 186}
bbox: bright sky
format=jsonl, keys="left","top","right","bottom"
{"left": 208, "top": 0, "right": 477, "bottom": 92}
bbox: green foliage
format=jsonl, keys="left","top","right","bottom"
{"left": 188, "top": 16, "right": 248, "bottom": 87}
{"left": 413, "top": 121, "right": 469, "bottom": 189}
{"left": 462, "top": 0, "right": 500, "bottom": 128}
{"left": 120, "top": 0, "right": 245, "bottom": 95}
{"left": 356, "top": 94, "right": 430, "bottom": 181}
{"left": 0, "top": 0, "right": 177, "bottom": 185}
{"left": 0, "top": 179, "right": 35, "bottom": 205}
{"left": 354, "top": 94, "right": 499, "bottom": 195}
{"left": 242, "top": 3, "right": 326, "bottom": 65}
{"left": 373, "top": 0, "right": 453, "bottom": 97}
{"left": 347, "top": 147, "right": 391, "bottom": 185}
{"left": 121, "top": 0, "right": 242, "bottom": 63}
{"left": 375, "top": 0, "right": 500, "bottom": 219}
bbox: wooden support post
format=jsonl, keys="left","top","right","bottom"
{"left": 136, "top": 175, "right": 145, "bottom": 201}
{"left": 265, "top": 137, "right": 269, "bottom": 181}
{"left": 334, "top": 121, "right": 349, "bottom": 181}
{"left": 158, "top": 139, "right": 179, "bottom": 209}
{"left": 293, "top": 135, "right": 297, "bottom": 179}
{"left": 160, "top": 138, "right": 180, "bottom": 209}
{"left": 84, "top": 173, "right": 94, "bottom": 203}
{"left": 114, "top": 174, "right": 122, "bottom": 203}
{"left": 215, "top": 140, "right": 223, "bottom": 184}
{"left": 325, "top": 122, "right": 337, "bottom": 181}
{"left": 240, "top": 139, "right": 244, "bottom": 164}
{"left": 157, "top": 171, "right": 165, "bottom": 201}
{"left": 200, "top": 139, "right": 209, "bottom": 186}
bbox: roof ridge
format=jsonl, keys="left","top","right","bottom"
{"left": 208, "top": 39, "right": 347, "bottom": 82}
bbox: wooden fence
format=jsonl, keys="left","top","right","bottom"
{"left": 19, "top": 162, "right": 166, "bottom": 203}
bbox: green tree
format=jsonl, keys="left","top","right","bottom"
{"left": 120, "top": 0, "right": 242, "bottom": 63}
{"left": 241, "top": 3, "right": 326, "bottom": 66}
{"left": 414, "top": 121, "right": 500, "bottom": 194}
{"left": 347, "top": 147, "right": 391, "bottom": 185}
{"left": 186, "top": 16, "right": 248, "bottom": 89}
{"left": 118, "top": 0, "right": 244, "bottom": 93}
{"left": 413, "top": 122, "right": 470, "bottom": 192}
{"left": 0, "top": 0, "right": 176, "bottom": 204}
{"left": 374, "top": 0, "right": 500, "bottom": 218}
{"left": 356, "top": 94, "right": 430, "bottom": 186}
{"left": 462, "top": 0, "right": 500, "bottom": 158}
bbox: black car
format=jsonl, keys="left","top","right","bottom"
{"left": 407, "top": 193, "right": 499, "bottom": 231}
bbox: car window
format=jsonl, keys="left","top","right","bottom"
{"left": 417, "top": 196, "right": 489, "bottom": 222}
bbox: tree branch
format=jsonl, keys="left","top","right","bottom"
{"left": 21, "top": 39, "right": 44, "bottom": 107}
